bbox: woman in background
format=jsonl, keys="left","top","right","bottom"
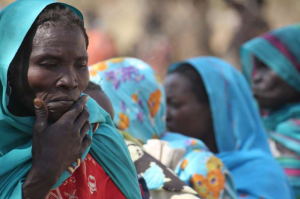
{"left": 164, "top": 56, "right": 293, "bottom": 199}
{"left": 241, "top": 24, "right": 300, "bottom": 198}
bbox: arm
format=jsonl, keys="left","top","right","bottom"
{"left": 22, "top": 96, "right": 91, "bottom": 198}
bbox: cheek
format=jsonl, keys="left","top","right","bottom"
{"left": 77, "top": 69, "right": 89, "bottom": 92}
{"left": 27, "top": 66, "right": 56, "bottom": 95}
{"left": 172, "top": 105, "right": 195, "bottom": 124}
{"left": 261, "top": 71, "right": 283, "bottom": 90}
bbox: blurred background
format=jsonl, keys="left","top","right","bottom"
{"left": 1, "top": 0, "right": 300, "bottom": 79}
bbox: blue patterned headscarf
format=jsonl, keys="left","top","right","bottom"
{"left": 167, "top": 56, "right": 294, "bottom": 199}
{"left": 241, "top": 24, "right": 300, "bottom": 198}
{"left": 0, "top": 1, "right": 141, "bottom": 198}
{"left": 90, "top": 57, "right": 166, "bottom": 143}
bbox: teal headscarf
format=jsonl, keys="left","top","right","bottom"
{"left": 241, "top": 24, "right": 300, "bottom": 198}
{"left": 241, "top": 24, "right": 300, "bottom": 93}
{"left": 89, "top": 57, "right": 166, "bottom": 143}
{"left": 0, "top": 1, "right": 141, "bottom": 198}
{"left": 166, "top": 57, "right": 293, "bottom": 199}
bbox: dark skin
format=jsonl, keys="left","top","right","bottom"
{"left": 7, "top": 25, "right": 91, "bottom": 198}
{"left": 164, "top": 73, "right": 218, "bottom": 153}
{"left": 252, "top": 58, "right": 300, "bottom": 109}
{"left": 84, "top": 87, "right": 115, "bottom": 120}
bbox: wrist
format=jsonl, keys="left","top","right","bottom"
{"left": 22, "top": 165, "right": 60, "bottom": 198}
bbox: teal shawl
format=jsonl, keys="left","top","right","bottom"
{"left": 0, "top": 1, "right": 141, "bottom": 198}
{"left": 241, "top": 24, "right": 300, "bottom": 198}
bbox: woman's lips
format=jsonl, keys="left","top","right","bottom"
{"left": 47, "top": 100, "right": 75, "bottom": 113}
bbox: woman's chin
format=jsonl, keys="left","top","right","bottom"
{"left": 255, "top": 97, "right": 279, "bottom": 110}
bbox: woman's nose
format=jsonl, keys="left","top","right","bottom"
{"left": 56, "top": 70, "right": 78, "bottom": 90}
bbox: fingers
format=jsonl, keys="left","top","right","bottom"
{"left": 81, "top": 134, "right": 92, "bottom": 152}
{"left": 79, "top": 120, "right": 91, "bottom": 138}
{"left": 60, "top": 95, "right": 88, "bottom": 122}
{"left": 77, "top": 128, "right": 91, "bottom": 161}
{"left": 34, "top": 98, "right": 49, "bottom": 134}
{"left": 74, "top": 106, "right": 90, "bottom": 134}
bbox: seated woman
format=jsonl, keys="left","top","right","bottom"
{"left": 164, "top": 56, "right": 293, "bottom": 199}
{"left": 0, "top": 1, "right": 141, "bottom": 199}
{"left": 89, "top": 57, "right": 235, "bottom": 199}
{"left": 241, "top": 24, "right": 300, "bottom": 198}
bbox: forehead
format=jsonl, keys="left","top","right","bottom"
{"left": 31, "top": 25, "right": 87, "bottom": 56}
{"left": 164, "top": 73, "right": 193, "bottom": 96}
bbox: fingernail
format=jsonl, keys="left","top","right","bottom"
{"left": 34, "top": 100, "right": 42, "bottom": 108}
{"left": 85, "top": 95, "right": 89, "bottom": 102}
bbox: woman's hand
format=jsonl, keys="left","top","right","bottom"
{"left": 22, "top": 95, "right": 91, "bottom": 199}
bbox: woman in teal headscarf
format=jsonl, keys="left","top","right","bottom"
{"left": 0, "top": 1, "right": 141, "bottom": 198}
{"left": 164, "top": 56, "right": 293, "bottom": 199}
{"left": 89, "top": 57, "right": 236, "bottom": 199}
{"left": 241, "top": 24, "right": 300, "bottom": 198}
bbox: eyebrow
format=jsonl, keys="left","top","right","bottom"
{"left": 32, "top": 54, "right": 88, "bottom": 62}
{"left": 75, "top": 55, "right": 88, "bottom": 61}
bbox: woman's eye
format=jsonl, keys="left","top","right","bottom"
{"left": 76, "top": 64, "right": 87, "bottom": 70}
{"left": 40, "top": 63, "right": 57, "bottom": 68}
{"left": 171, "top": 102, "right": 182, "bottom": 108}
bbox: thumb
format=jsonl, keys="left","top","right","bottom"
{"left": 34, "top": 98, "right": 48, "bottom": 134}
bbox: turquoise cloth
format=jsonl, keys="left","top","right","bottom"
{"left": 241, "top": 24, "right": 300, "bottom": 198}
{"left": 89, "top": 57, "right": 166, "bottom": 143}
{"left": 167, "top": 57, "right": 294, "bottom": 199}
{"left": 0, "top": 1, "right": 141, "bottom": 198}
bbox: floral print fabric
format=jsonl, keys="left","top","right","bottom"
{"left": 90, "top": 57, "right": 166, "bottom": 144}
{"left": 162, "top": 133, "right": 235, "bottom": 199}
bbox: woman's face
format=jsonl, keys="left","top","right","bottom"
{"left": 9, "top": 25, "right": 89, "bottom": 121}
{"left": 252, "top": 58, "right": 300, "bottom": 109}
{"left": 164, "top": 72, "right": 213, "bottom": 140}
